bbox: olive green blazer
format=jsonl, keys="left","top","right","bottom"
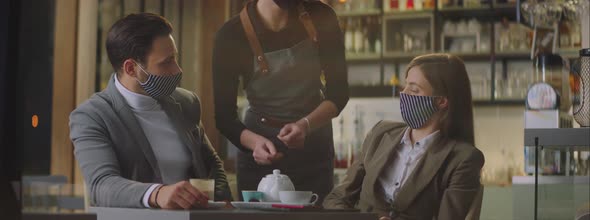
{"left": 323, "top": 121, "right": 485, "bottom": 220}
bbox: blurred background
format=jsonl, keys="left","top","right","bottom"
{"left": 0, "top": 0, "right": 589, "bottom": 219}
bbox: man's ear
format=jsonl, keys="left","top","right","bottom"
{"left": 438, "top": 97, "right": 449, "bottom": 110}
{"left": 122, "top": 59, "right": 138, "bottom": 77}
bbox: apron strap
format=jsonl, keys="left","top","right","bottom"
{"left": 239, "top": 1, "right": 320, "bottom": 75}
{"left": 296, "top": 3, "right": 318, "bottom": 44}
{"left": 240, "top": 3, "right": 270, "bottom": 74}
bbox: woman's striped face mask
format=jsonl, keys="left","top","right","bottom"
{"left": 399, "top": 93, "right": 441, "bottom": 129}
{"left": 135, "top": 63, "right": 182, "bottom": 99}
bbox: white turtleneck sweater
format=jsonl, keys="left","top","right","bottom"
{"left": 115, "top": 76, "right": 192, "bottom": 208}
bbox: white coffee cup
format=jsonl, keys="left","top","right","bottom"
{"left": 278, "top": 191, "right": 318, "bottom": 205}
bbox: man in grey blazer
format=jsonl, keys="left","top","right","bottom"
{"left": 69, "top": 13, "right": 231, "bottom": 210}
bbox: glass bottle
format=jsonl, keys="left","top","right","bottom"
{"left": 354, "top": 19, "right": 364, "bottom": 53}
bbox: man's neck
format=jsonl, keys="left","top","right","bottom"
{"left": 117, "top": 73, "right": 148, "bottom": 96}
{"left": 256, "top": 0, "right": 289, "bottom": 32}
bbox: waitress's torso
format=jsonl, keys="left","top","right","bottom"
{"left": 239, "top": 1, "right": 333, "bottom": 163}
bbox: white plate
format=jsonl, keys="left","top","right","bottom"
{"left": 230, "top": 202, "right": 314, "bottom": 209}
{"left": 278, "top": 202, "right": 315, "bottom": 206}
{"left": 207, "top": 201, "right": 227, "bottom": 209}
{"left": 231, "top": 202, "right": 274, "bottom": 209}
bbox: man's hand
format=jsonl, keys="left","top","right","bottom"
{"left": 277, "top": 121, "right": 307, "bottom": 149}
{"left": 150, "top": 181, "right": 209, "bottom": 210}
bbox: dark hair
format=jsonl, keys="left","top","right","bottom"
{"left": 405, "top": 53, "right": 475, "bottom": 145}
{"left": 106, "top": 13, "right": 173, "bottom": 72}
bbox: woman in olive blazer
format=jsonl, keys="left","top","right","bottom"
{"left": 324, "top": 54, "right": 485, "bottom": 220}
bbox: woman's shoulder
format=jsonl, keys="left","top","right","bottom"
{"left": 362, "top": 121, "right": 407, "bottom": 148}
{"left": 304, "top": 1, "right": 339, "bottom": 25}
{"left": 370, "top": 120, "right": 407, "bottom": 134}
{"left": 215, "top": 15, "right": 244, "bottom": 41}
{"left": 450, "top": 140, "right": 485, "bottom": 165}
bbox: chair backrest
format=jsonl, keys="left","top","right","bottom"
{"left": 576, "top": 202, "right": 590, "bottom": 220}
{"left": 465, "top": 184, "right": 484, "bottom": 220}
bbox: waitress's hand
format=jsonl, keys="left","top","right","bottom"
{"left": 241, "top": 130, "right": 284, "bottom": 165}
{"left": 277, "top": 121, "right": 308, "bottom": 149}
{"left": 252, "top": 136, "right": 284, "bottom": 165}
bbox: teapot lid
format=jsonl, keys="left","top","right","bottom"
{"left": 266, "top": 169, "right": 288, "bottom": 178}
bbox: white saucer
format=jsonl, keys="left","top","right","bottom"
{"left": 207, "top": 201, "right": 227, "bottom": 209}
{"left": 230, "top": 201, "right": 314, "bottom": 209}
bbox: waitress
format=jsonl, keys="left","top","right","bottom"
{"left": 212, "top": 0, "right": 348, "bottom": 203}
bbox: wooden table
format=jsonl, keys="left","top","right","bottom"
{"left": 23, "top": 208, "right": 377, "bottom": 220}
{"left": 91, "top": 207, "right": 377, "bottom": 220}
{"left": 22, "top": 213, "right": 96, "bottom": 220}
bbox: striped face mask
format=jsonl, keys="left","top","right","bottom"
{"left": 399, "top": 93, "right": 440, "bottom": 129}
{"left": 136, "top": 63, "right": 182, "bottom": 99}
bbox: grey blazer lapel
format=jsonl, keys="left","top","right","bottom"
{"left": 104, "top": 74, "right": 162, "bottom": 181}
{"left": 159, "top": 96, "right": 208, "bottom": 178}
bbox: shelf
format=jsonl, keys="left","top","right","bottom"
{"left": 473, "top": 99, "right": 524, "bottom": 106}
{"left": 494, "top": 49, "right": 582, "bottom": 59}
{"left": 448, "top": 52, "right": 492, "bottom": 60}
{"left": 512, "top": 176, "right": 590, "bottom": 185}
{"left": 383, "top": 9, "right": 434, "bottom": 16}
{"left": 438, "top": 6, "right": 491, "bottom": 12}
{"left": 438, "top": 5, "right": 516, "bottom": 18}
{"left": 495, "top": 50, "right": 532, "bottom": 59}
{"left": 349, "top": 85, "right": 393, "bottom": 97}
{"left": 346, "top": 53, "right": 381, "bottom": 62}
{"left": 441, "top": 32, "right": 479, "bottom": 38}
{"left": 336, "top": 9, "right": 381, "bottom": 17}
{"left": 524, "top": 128, "right": 590, "bottom": 147}
{"left": 383, "top": 11, "right": 434, "bottom": 19}
{"left": 558, "top": 48, "right": 582, "bottom": 59}
{"left": 383, "top": 51, "right": 432, "bottom": 60}
{"left": 492, "top": 3, "right": 518, "bottom": 10}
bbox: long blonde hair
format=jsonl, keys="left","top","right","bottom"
{"left": 405, "top": 53, "right": 475, "bottom": 145}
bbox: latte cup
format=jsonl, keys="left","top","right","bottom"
{"left": 278, "top": 191, "right": 318, "bottom": 205}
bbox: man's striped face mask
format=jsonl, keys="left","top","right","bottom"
{"left": 136, "top": 63, "right": 182, "bottom": 99}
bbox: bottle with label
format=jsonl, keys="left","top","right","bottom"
{"left": 354, "top": 19, "right": 364, "bottom": 53}
{"left": 390, "top": 0, "right": 399, "bottom": 10}
{"left": 424, "top": 0, "right": 434, "bottom": 9}
{"left": 400, "top": 0, "right": 407, "bottom": 11}
{"left": 345, "top": 18, "right": 354, "bottom": 53}
{"left": 364, "top": 17, "right": 372, "bottom": 53}
{"left": 375, "top": 17, "right": 382, "bottom": 53}
{"left": 559, "top": 22, "right": 571, "bottom": 49}
{"left": 406, "top": 0, "right": 414, "bottom": 10}
{"left": 415, "top": 0, "right": 423, "bottom": 10}
{"left": 570, "top": 21, "right": 581, "bottom": 47}
{"left": 393, "top": 31, "right": 403, "bottom": 51}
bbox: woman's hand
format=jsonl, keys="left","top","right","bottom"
{"left": 241, "top": 129, "right": 284, "bottom": 165}
{"left": 252, "top": 136, "right": 284, "bottom": 165}
{"left": 277, "top": 120, "right": 308, "bottom": 149}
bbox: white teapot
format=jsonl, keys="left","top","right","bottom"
{"left": 257, "top": 169, "right": 295, "bottom": 202}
